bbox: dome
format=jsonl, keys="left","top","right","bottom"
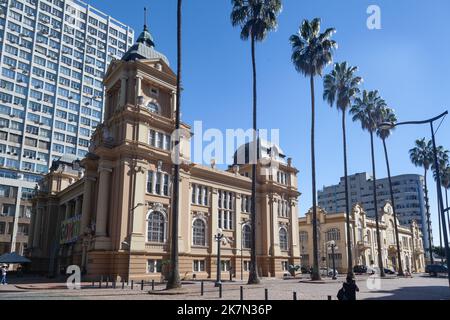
{"left": 121, "top": 24, "right": 169, "bottom": 65}
{"left": 233, "top": 139, "right": 286, "bottom": 165}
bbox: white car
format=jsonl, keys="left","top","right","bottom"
{"left": 320, "top": 268, "right": 339, "bottom": 277}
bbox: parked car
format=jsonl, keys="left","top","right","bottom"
{"left": 384, "top": 268, "right": 396, "bottom": 275}
{"left": 353, "top": 265, "right": 368, "bottom": 274}
{"left": 425, "top": 264, "right": 448, "bottom": 277}
{"left": 320, "top": 267, "right": 339, "bottom": 277}
{"left": 301, "top": 266, "right": 310, "bottom": 274}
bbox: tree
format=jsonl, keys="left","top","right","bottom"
{"left": 231, "top": 0, "right": 282, "bottom": 285}
{"left": 376, "top": 107, "right": 404, "bottom": 275}
{"left": 166, "top": 0, "right": 183, "bottom": 290}
{"left": 323, "top": 62, "right": 361, "bottom": 277}
{"left": 290, "top": 18, "right": 337, "bottom": 281}
{"left": 409, "top": 138, "right": 435, "bottom": 264}
{"left": 432, "top": 147, "right": 449, "bottom": 256}
{"left": 350, "top": 90, "right": 387, "bottom": 277}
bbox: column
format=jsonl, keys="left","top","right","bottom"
{"left": 10, "top": 187, "right": 22, "bottom": 253}
{"left": 95, "top": 163, "right": 113, "bottom": 237}
{"left": 135, "top": 75, "right": 143, "bottom": 105}
{"left": 272, "top": 197, "right": 280, "bottom": 256}
{"left": 80, "top": 177, "right": 95, "bottom": 234}
{"left": 290, "top": 200, "right": 301, "bottom": 262}
{"left": 210, "top": 188, "right": 218, "bottom": 254}
{"left": 74, "top": 197, "right": 82, "bottom": 217}
{"left": 32, "top": 208, "right": 41, "bottom": 249}
{"left": 65, "top": 203, "right": 71, "bottom": 220}
{"left": 119, "top": 76, "right": 128, "bottom": 107}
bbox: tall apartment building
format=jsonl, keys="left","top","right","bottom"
{"left": 318, "top": 172, "right": 431, "bottom": 253}
{"left": 0, "top": 0, "right": 134, "bottom": 256}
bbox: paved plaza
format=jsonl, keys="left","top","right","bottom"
{"left": 0, "top": 274, "right": 449, "bottom": 300}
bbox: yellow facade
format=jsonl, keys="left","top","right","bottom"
{"left": 298, "top": 203, "right": 426, "bottom": 274}
{"left": 28, "top": 28, "right": 301, "bottom": 281}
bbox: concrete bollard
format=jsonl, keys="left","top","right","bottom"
{"left": 141, "top": 280, "right": 144, "bottom": 290}
{"left": 131, "top": 280, "right": 134, "bottom": 290}
{"left": 265, "top": 288, "right": 268, "bottom": 301}
{"left": 219, "top": 283, "right": 223, "bottom": 299}
{"left": 240, "top": 286, "right": 244, "bottom": 301}
{"left": 201, "top": 281, "right": 204, "bottom": 296}
{"left": 293, "top": 292, "right": 297, "bottom": 301}
{"left": 328, "top": 296, "right": 332, "bottom": 301}
{"left": 152, "top": 279, "right": 155, "bottom": 291}
{"left": 122, "top": 280, "right": 125, "bottom": 290}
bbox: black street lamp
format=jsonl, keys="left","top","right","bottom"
{"left": 379, "top": 110, "right": 450, "bottom": 287}
{"left": 215, "top": 228, "right": 225, "bottom": 287}
{"left": 328, "top": 241, "right": 337, "bottom": 280}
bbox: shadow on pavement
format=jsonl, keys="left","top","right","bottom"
{"left": 364, "top": 286, "right": 450, "bottom": 300}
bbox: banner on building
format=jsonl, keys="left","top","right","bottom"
{"left": 60, "top": 216, "right": 81, "bottom": 245}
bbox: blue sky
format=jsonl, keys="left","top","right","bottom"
{"left": 89, "top": 0, "right": 450, "bottom": 244}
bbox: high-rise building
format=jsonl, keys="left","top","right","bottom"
{"left": 318, "top": 172, "right": 431, "bottom": 254}
{"left": 0, "top": 0, "right": 134, "bottom": 256}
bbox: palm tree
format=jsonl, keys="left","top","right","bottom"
{"left": 432, "top": 147, "right": 449, "bottom": 257}
{"left": 440, "top": 165, "right": 450, "bottom": 235}
{"left": 376, "top": 107, "right": 404, "bottom": 275}
{"left": 231, "top": 0, "right": 282, "bottom": 285}
{"left": 323, "top": 62, "right": 361, "bottom": 277}
{"left": 350, "top": 90, "right": 387, "bottom": 277}
{"left": 409, "top": 138, "right": 435, "bottom": 264}
{"left": 290, "top": 18, "right": 337, "bottom": 281}
{"left": 166, "top": 0, "right": 183, "bottom": 290}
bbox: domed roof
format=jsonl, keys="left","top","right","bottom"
{"left": 233, "top": 139, "right": 286, "bottom": 165}
{"left": 121, "top": 22, "right": 169, "bottom": 65}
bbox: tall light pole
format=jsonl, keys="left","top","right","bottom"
{"left": 215, "top": 229, "right": 225, "bottom": 287}
{"left": 379, "top": 110, "right": 450, "bottom": 287}
{"left": 328, "top": 240, "right": 337, "bottom": 280}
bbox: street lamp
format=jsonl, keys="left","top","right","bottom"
{"left": 379, "top": 110, "right": 450, "bottom": 287}
{"left": 327, "top": 241, "right": 337, "bottom": 280}
{"left": 215, "top": 228, "right": 225, "bottom": 287}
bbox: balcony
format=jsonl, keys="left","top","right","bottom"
{"left": 357, "top": 241, "right": 371, "bottom": 251}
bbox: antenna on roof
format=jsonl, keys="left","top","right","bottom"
{"left": 144, "top": 7, "right": 148, "bottom": 30}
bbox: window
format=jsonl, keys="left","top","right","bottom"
{"left": 147, "top": 260, "right": 162, "bottom": 273}
{"left": 220, "top": 260, "right": 231, "bottom": 272}
{"left": 193, "top": 260, "right": 205, "bottom": 272}
{"left": 281, "top": 261, "right": 289, "bottom": 272}
{"left": 243, "top": 261, "right": 251, "bottom": 272}
{"left": 241, "top": 195, "right": 251, "bottom": 213}
{"left": 299, "top": 231, "right": 308, "bottom": 244}
{"left": 218, "top": 190, "right": 234, "bottom": 230}
{"left": 191, "top": 184, "right": 209, "bottom": 206}
{"left": 147, "top": 171, "right": 170, "bottom": 196}
{"left": 192, "top": 219, "right": 206, "bottom": 246}
{"left": 326, "top": 228, "right": 341, "bottom": 242}
{"left": 279, "top": 227, "right": 289, "bottom": 251}
{"left": 147, "top": 211, "right": 165, "bottom": 243}
{"left": 242, "top": 224, "right": 252, "bottom": 249}
{"left": 147, "top": 102, "right": 160, "bottom": 114}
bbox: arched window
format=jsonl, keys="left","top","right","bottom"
{"left": 147, "top": 102, "right": 160, "bottom": 114}
{"left": 299, "top": 231, "right": 308, "bottom": 244}
{"left": 366, "top": 230, "right": 371, "bottom": 243}
{"left": 388, "top": 221, "right": 395, "bottom": 244}
{"left": 242, "top": 224, "right": 252, "bottom": 249}
{"left": 147, "top": 211, "right": 165, "bottom": 243}
{"left": 193, "top": 219, "right": 206, "bottom": 246}
{"left": 326, "top": 228, "right": 341, "bottom": 241}
{"left": 279, "top": 227, "right": 288, "bottom": 251}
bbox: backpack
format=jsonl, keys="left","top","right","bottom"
{"left": 337, "top": 287, "right": 348, "bottom": 301}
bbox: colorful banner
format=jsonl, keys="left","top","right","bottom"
{"left": 60, "top": 216, "right": 81, "bottom": 245}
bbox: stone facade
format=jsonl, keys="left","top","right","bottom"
{"left": 298, "top": 203, "right": 426, "bottom": 274}
{"left": 28, "top": 26, "right": 301, "bottom": 281}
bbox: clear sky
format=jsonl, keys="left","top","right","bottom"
{"left": 88, "top": 0, "right": 450, "bottom": 245}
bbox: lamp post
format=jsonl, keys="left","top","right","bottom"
{"left": 379, "top": 110, "right": 450, "bottom": 287}
{"left": 215, "top": 228, "right": 225, "bottom": 287}
{"left": 327, "top": 241, "right": 337, "bottom": 280}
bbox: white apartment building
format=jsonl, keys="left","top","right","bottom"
{"left": 0, "top": 0, "right": 134, "bottom": 255}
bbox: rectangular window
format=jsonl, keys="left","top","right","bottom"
{"left": 155, "top": 173, "right": 161, "bottom": 195}
{"left": 193, "top": 260, "right": 205, "bottom": 272}
{"left": 147, "top": 171, "right": 154, "bottom": 193}
{"left": 147, "top": 260, "right": 162, "bottom": 273}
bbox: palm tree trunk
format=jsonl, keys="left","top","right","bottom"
{"left": 438, "top": 191, "right": 443, "bottom": 264}
{"left": 423, "top": 169, "right": 434, "bottom": 264}
{"left": 370, "top": 131, "right": 385, "bottom": 277}
{"left": 310, "top": 74, "right": 321, "bottom": 281}
{"left": 446, "top": 189, "right": 449, "bottom": 240}
{"left": 248, "top": 34, "right": 260, "bottom": 285}
{"left": 382, "top": 138, "right": 404, "bottom": 276}
{"left": 342, "top": 110, "right": 353, "bottom": 277}
{"left": 166, "top": 0, "right": 182, "bottom": 290}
